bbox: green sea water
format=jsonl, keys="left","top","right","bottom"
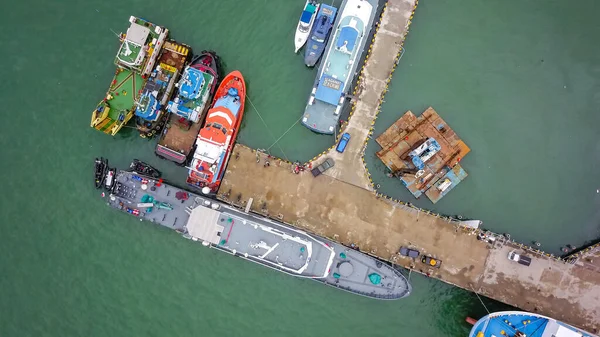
{"left": 365, "top": 0, "right": 600, "bottom": 253}
{"left": 1, "top": 0, "right": 598, "bottom": 336}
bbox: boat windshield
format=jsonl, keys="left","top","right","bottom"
{"left": 299, "top": 24, "right": 310, "bottom": 33}
{"left": 312, "top": 36, "right": 325, "bottom": 43}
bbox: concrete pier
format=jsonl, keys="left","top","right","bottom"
{"left": 318, "top": 0, "right": 417, "bottom": 190}
{"left": 219, "top": 145, "right": 600, "bottom": 333}
{"left": 216, "top": 0, "right": 600, "bottom": 333}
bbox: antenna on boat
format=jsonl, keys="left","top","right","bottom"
{"left": 110, "top": 28, "right": 121, "bottom": 38}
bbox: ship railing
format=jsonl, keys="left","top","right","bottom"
{"left": 317, "top": 279, "right": 409, "bottom": 299}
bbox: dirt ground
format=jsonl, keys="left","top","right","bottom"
{"left": 218, "top": 145, "right": 600, "bottom": 333}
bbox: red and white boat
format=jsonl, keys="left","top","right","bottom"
{"left": 186, "top": 71, "right": 246, "bottom": 193}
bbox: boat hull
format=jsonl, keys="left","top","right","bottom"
{"left": 187, "top": 71, "right": 246, "bottom": 192}
{"left": 90, "top": 68, "right": 143, "bottom": 136}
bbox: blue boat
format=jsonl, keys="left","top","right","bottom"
{"left": 301, "top": 0, "right": 379, "bottom": 134}
{"left": 469, "top": 311, "right": 596, "bottom": 337}
{"left": 304, "top": 4, "right": 338, "bottom": 67}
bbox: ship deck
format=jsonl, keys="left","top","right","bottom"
{"left": 324, "top": 14, "right": 365, "bottom": 84}
{"left": 161, "top": 40, "right": 190, "bottom": 68}
{"left": 186, "top": 206, "right": 334, "bottom": 278}
{"left": 326, "top": 48, "right": 352, "bottom": 83}
{"left": 106, "top": 170, "right": 198, "bottom": 231}
{"left": 156, "top": 116, "right": 203, "bottom": 162}
{"left": 195, "top": 70, "right": 213, "bottom": 105}
{"left": 106, "top": 69, "right": 144, "bottom": 120}
{"left": 174, "top": 70, "right": 214, "bottom": 117}
{"left": 302, "top": 100, "right": 339, "bottom": 134}
{"left": 319, "top": 239, "right": 411, "bottom": 299}
{"left": 154, "top": 40, "right": 189, "bottom": 103}
{"left": 117, "top": 43, "right": 142, "bottom": 65}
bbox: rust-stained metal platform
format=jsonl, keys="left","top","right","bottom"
{"left": 376, "top": 107, "right": 471, "bottom": 203}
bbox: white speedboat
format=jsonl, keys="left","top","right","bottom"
{"left": 294, "top": 0, "right": 320, "bottom": 53}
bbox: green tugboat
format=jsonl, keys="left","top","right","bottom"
{"left": 91, "top": 16, "right": 169, "bottom": 136}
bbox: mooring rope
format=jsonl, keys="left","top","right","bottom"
{"left": 469, "top": 283, "right": 490, "bottom": 314}
{"left": 267, "top": 116, "right": 303, "bottom": 152}
{"left": 245, "top": 94, "right": 289, "bottom": 161}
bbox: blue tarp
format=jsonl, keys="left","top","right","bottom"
{"left": 135, "top": 93, "right": 159, "bottom": 120}
{"left": 300, "top": 10, "right": 313, "bottom": 23}
{"left": 336, "top": 26, "right": 359, "bottom": 52}
{"left": 314, "top": 75, "right": 344, "bottom": 106}
{"left": 180, "top": 68, "right": 204, "bottom": 100}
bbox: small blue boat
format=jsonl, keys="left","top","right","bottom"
{"left": 469, "top": 311, "right": 596, "bottom": 337}
{"left": 304, "top": 4, "right": 338, "bottom": 67}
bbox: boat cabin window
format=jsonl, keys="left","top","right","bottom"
{"left": 206, "top": 123, "right": 212, "bottom": 128}
{"left": 221, "top": 127, "right": 227, "bottom": 135}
